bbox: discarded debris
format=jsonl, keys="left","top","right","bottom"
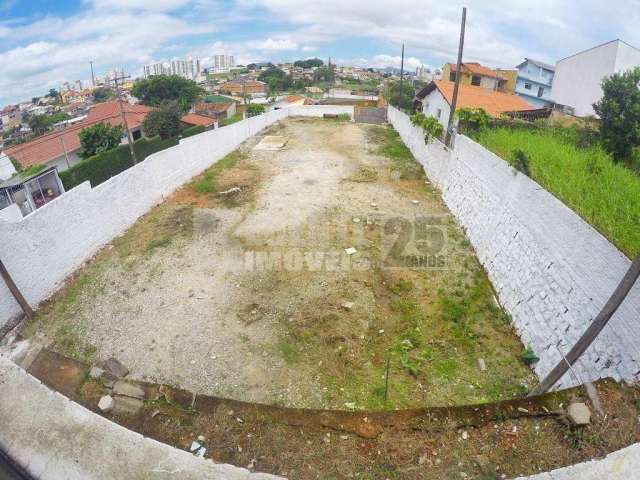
{"left": 113, "top": 380, "right": 145, "bottom": 400}
{"left": 341, "top": 302, "right": 355, "bottom": 311}
{"left": 461, "top": 431, "right": 469, "bottom": 440}
{"left": 344, "top": 247, "right": 357, "bottom": 255}
{"left": 477, "top": 358, "right": 486, "bottom": 372}
{"left": 218, "top": 186, "right": 242, "bottom": 196}
{"left": 567, "top": 402, "right": 591, "bottom": 426}
{"left": 89, "top": 366, "right": 105, "bottom": 380}
{"left": 98, "top": 395, "right": 114, "bottom": 413}
{"left": 96, "top": 357, "right": 129, "bottom": 378}
{"left": 112, "top": 395, "right": 143, "bottom": 416}
{"left": 190, "top": 441, "right": 206, "bottom": 458}
{"left": 411, "top": 200, "right": 419, "bottom": 205}
{"left": 352, "top": 217, "right": 361, "bottom": 223}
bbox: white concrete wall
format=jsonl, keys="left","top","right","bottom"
{"left": 0, "top": 106, "right": 354, "bottom": 333}
{"left": 0, "top": 152, "right": 16, "bottom": 180}
{"left": 552, "top": 40, "right": 640, "bottom": 117}
{"left": 0, "top": 203, "right": 22, "bottom": 222}
{"left": 388, "top": 105, "right": 640, "bottom": 389}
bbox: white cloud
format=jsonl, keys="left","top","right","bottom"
{"left": 302, "top": 45, "right": 318, "bottom": 52}
{"left": 246, "top": 37, "right": 298, "bottom": 51}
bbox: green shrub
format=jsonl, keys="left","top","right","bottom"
{"left": 336, "top": 112, "right": 351, "bottom": 121}
{"left": 410, "top": 112, "right": 444, "bottom": 143}
{"left": 512, "top": 148, "right": 531, "bottom": 176}
{"left": 219, "top": 113, "right": 243, "bottom": 127}
{"left": 59, "top": 136, "right": 178, "bottom": 189}
{"left": 182, "top": 125, "right": 205, "bottom": 138}
{"left": 456, "top": 107, "right": 491, "bottom": 132}
{"left": 521, "top": 347, "right": 539, "bottom": 365}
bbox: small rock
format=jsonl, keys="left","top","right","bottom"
{"left": 476, "top": 358, "right": 486, "bottom": 371}
{"left": 378, "top": 329, "right": 384, "bottom": 334}
{"left": 96, "top": 358, "right": 129, "bottom": 378}
{"left": 89, "top": 366, "right": 105, "bottom": 379}
{"left": 98, "top": 395, "right": 114, "bottom": 412}
{"left": 340, "top": 435, "right": 349, "bottom": 440}
{"left": 352, "top": 217, "right": 361, "bottom": 223}
{"left": 517, "top": 407, "right": 529, "bottom": 413}
{"left": 112, "top": 395, "right": 144, "bottom": 416}
{"left": 197, "top": 435, "right": 206, "bottom": 442}
{"left": 356, "top": 421, "right": 381, "bottom": 439}
{"left": 461, "top": 430, "right": 468, "bottom": 440}
{"left": 344, "top": 247, "right": 357, "bottom": 255}
{"left": 341, "top": 302, "right": 355, "bottom": 311}
{"left": 344, "top": 402, "right": 357, "bottom": 409}
{"left": 113, "top": 380, "right": 145, "bottom": 400}
{"left": 370, "top": 202, "right": 378, "bottom": 208}
{"left": 411, "top": 200, "right": 419, "bottom": 205}
{"left": 567, "top": 402, "right": 591, "bottom": 426}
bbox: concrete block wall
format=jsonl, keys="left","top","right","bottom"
{"left": 0, "top": 106, "right": 353, "bottom": 333}
{"left": 388, "top": 106, "right": 640, "bottom": 388}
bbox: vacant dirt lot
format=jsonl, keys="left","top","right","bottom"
{"left": 24, "top": 117, "right": 536, "bottom": 409}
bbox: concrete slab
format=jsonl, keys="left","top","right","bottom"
{"left": 0, "top": 358, "right": 283, "bottom": 479}
{"left": 253, "top": 135, "right": 288, "bottom": 151}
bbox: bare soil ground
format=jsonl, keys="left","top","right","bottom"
{"left": 23, "top": 117, "right": 536, "bottom": 409}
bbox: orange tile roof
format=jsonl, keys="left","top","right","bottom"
{"left": 5, "top": 101, "right": 152, "bottom": 167}
{"left": 285, "top": 95, "right": 304, "bottom": 103}
{"left": 430, "top": 80, "right": 533, "bottom": 117}
{"left": 181, "top": 113, "right": 216, "bottom": 127}
{"left": 194, "top": 102, "right": 233, "bottom": 114}
{"left": 448, "top": 62, "right": 500, "bottom": 79}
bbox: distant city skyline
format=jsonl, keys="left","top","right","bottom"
{"left": 1, "top": 0, "right": 640, "bottom": 105}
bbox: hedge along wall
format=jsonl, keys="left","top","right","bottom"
{"left": 387, "top": 105, "right": 640, "bottom": 389}
{"left": 0, "top": 105, "right": 354, "bottom": 334}
{"left": 59, "top": 136, "right": 179, "bottom": 190}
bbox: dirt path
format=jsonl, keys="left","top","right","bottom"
{"left": 24, "top": 118, "right": 536, "bottom": 409}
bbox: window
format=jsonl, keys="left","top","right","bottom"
{"left": 471, "top": 75, "right": 481, "bottom": 86}
{"left": 449, "top": 71, "right": 456, "bottom": 82}
{"left": 537, "top": 87, "right": 544, "bottom": 98}
{"left": 524, "top": 83, "right": 532, "bottom": 90}
{"left": 436, "top": 108, "right": 442, "bottom": 119}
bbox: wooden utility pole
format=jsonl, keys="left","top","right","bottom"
{"left": 446, "top": 7, "right": 466, "bottom": 146}
{"left": 0, "top": 259, "right": 33, "bottom": 320}
{"left": 113, "top": 74, "right": 138, "bottom": 165}
{"left": 529, "top": 253, "right": 640, "bottom": 396}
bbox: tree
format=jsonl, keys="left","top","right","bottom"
{"left": 258, "top": 67, "right": 292, "bottom": 92}
{"left": 46, "top": 88, "right": 59, "bottom": 99}
{"left": 246, "top": 104, "right": 265, "bottom": 117}
{"left": 294, "top": 58, "right": 323, "bottom": 69}
{"left": 92, "top": 87, "right": 114, "bottom": 102}
{"left": 385, "top": 81, "right": 414, "bottom": 111}
{"left": 131, "top": 75, "right": 204, "bottom": 111}
{"left": 27, "top": 114, "right": 50, "bottom": 135}
{"left": 142, "top": 103, "right": 182, "bottom": 139}
{"left": 593, "top": 67, "right": 640, "bottom": 163}
{"left": 313, "top": 65, "right": 334, "bottom": 84}
{"left": 79, "top": 122, "right": 123, "bottom": 158}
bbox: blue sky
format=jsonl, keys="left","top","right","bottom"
{"left": 1, "top": 0, "right": 639, "bottom": 105}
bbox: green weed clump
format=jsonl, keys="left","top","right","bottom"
{"left": 474, "top": 127, "right": 640, "bottom": 257}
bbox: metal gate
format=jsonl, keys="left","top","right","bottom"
{"left": 354, "top": 106, "right": 387, "bottom": 124}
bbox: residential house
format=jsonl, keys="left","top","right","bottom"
{"left": 441, "top": 62, "right": 508, "bottom": 91}
{"left": 0, "top": 105, "right": 21, "bottom": 132}
{"left": 219, "top": 78, "right": 266, "bottom": 96}
{"left": 4, "top": 101, "right": 152, "bottom": 172}
{"left": 415, "top": 80, "right": 533, "bottom": 130}
{"left": 552, "top": 39, "right": 640, "bottom": 117}
{"left": 181, "top": 113, "right": 217, "bottom": 129}
{"left": 494, "top": 69, "right": 518, "bottom": 94}
{"left": 193, "top": 102, "right": 237, "bottom": 121}
{"left": 514, "top": 58, "right": 555, "bottom": 108}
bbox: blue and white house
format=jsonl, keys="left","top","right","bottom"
{"left": 514, "top": 58, "right": 555, "bottom": 108}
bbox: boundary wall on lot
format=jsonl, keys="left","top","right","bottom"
{"left": 0, "top": 105, "right": 353, "bottom": 333}
{"left": 388, "top": 105, "right": 640, "bottom": 388}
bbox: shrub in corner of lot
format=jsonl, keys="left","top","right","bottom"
{"left": 410, "top": 112, "right": 444, "bottom": 143}
{"left": 336, "top": 112, "right": 351, "bottom": 121}
{"left": 521, "top": 347, "right": 539, "bottom": 366}
{"left": 593, "top": 66, "right": 640, "bottom": 165}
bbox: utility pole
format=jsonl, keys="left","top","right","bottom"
{"left": 0, "top": 259, "right": 33, "bottom": 320}
{"left": 446, "top": 6, "right": 466, "bottom": 147}
{"left": 399, "top": 43, "right": 405, "bottom": 103}
{"left": 89, "top": 61, "right": 95, "bottom": 87}
{"left": 529, "top": 253, "right": 640, "bottom": 396}
{"left": 113, "top": 75, "right": 138, "bottom": 165}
